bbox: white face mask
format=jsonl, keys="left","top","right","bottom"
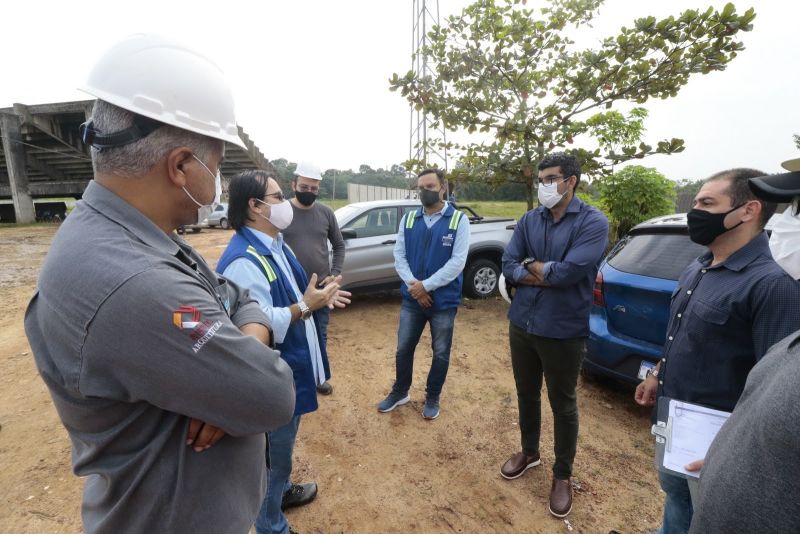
{"left": 255, "top": 198, "right": 294, "bottom": 230}
{"left": 768, "top": 200, "right": 800, "bottom": 280}
{"left": 183, "top": 155, "right": 221, "bottom": 224}
{"left": 537, "top": 180, "right": 564, "bottom": 209}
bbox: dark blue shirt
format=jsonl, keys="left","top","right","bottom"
{"left": 659, "top": 232, "right": 800, "bottom": 413}
{"left": 502, "top": 196, "right": 609, "bottom": 338}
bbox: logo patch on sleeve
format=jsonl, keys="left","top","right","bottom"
{"left": 173, "top": 306, "right": 223, "bottom": 353}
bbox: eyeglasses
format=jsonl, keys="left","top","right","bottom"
{"left": 264, "top": 191, "right": 286, "bottom": 202}
{"left": 296, "top": 185, "right": 320, "bottom": 193}
{"left": 538, "top": 174, "right": 567, "bottom": 186}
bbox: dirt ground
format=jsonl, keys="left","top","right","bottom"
{"left": 0, "top": 225, "right": 663, "bottom": 534}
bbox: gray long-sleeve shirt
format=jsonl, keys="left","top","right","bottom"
{"left": 24, "top": 181, "right": 296, "bottom": 534}
{"left": 282, "top": 200, "right": 345, "bottom": 279}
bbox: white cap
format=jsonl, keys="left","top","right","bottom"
{"left": 79, "top": 34, "right": 246, "bottom": 148}
{"left": 294, "top": 161, "right": 323, "bottom": 180}
{"left": 782, "top": 158, "right": 800, "bottom": 172}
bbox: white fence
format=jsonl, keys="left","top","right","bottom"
{"left": 347, "top": 183, "right": 412, "bottom": 203}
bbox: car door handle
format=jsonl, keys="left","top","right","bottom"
{"left": 381, "top": 239, "right": 396, "bottom": 245}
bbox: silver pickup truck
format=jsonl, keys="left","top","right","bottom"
{"left": 334, "top": 199, "right": 516, "bottom": 298}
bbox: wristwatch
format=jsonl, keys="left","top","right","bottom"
{"left": 522, "top": 258, "right": 536, "bottom": 269}
{"left": 646, "top": 367, "right": 659, "bottom": 379}
{"left": 297, "top": 300, "right": 313, "bottom": 321}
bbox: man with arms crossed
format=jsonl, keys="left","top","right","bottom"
{"left": 500, "top": 152, "right": 608, "bottom": 518}
{"left": 24, "top": 35, "right": 296, "bottom": 533}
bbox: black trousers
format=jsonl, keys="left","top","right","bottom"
{"left": 508, "top": 322, "right": 585, "bottom": 479}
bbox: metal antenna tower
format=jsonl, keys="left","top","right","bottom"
{"left": 409, "top": 0, "right": 448, "bottom": 172}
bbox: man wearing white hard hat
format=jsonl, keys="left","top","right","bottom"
{"left": 748, "top": 157, "right": 800, "bottom": 279}
{"left": 282, "top": 161, "right": 346, "bottom": 397}
{"left": 23, "top": 34, "right": 295, "bottom": 533}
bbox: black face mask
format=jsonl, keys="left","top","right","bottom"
{"left": 295, "top": 191, "right": 317, "bottom": 207}
{"left": 420, "top": 189, "right": 441, "bottom": 208}
{"left": 686, "top": 204, "right": 744, "bottom": 245}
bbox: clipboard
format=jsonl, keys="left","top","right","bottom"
{"left": 651, "top": 396, "right": 731, "bottom": 480}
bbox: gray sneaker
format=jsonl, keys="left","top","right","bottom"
{"left": 377, "top": 391, "right": 410, "bottom": 413}
{"left": 422, "top": 397, "right": 440, "bottom": 420}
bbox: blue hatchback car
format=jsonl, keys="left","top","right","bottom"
{"left": 585, "top": 214, "right": 707, "bottom": 384}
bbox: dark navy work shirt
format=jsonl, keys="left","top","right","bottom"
{"left": 658, "top": 232, "right": 800, "bottom": 413}
{"left": 502, "top": 196, "right": 609, "bottom": 338}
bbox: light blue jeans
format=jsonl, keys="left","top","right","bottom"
{"left": 392, "top": 300, "right": 458, "bottom": 399}
{"left": 657, "top": 470, "right": 693, "bottom": 534}
{"left": 255, "top": 415, "right": 301, "bottom": 534}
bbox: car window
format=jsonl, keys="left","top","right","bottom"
{"left": 607, "top": 233, "right": 707, "bottom": 281}
{"left": 215, "top": 205, "right": 225, "bottom": 212}
{"left": 342, "top": 207, "right": 398, "bottom": 238}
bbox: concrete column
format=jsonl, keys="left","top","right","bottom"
{"left": 0, "top": 112, "right": 35, "bottom": 223}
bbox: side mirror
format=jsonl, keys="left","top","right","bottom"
{"left": 341, "top": 228, "right": 357, "bottom": 240}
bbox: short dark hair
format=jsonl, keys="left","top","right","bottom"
{"left": 706, "top": 168, "right": 777, "bottom": 228}
{"left": 418, "top": 168, "right": 446, "bottom": 188}
{"left": 538, "top": 152, "right": 581, "bottom": 191}
{"left": 228, "top": 169, "right": 278, "bottom": 231}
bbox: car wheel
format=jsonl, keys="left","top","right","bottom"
{"left": 463, "top": 258, "right": 499, "bottom": 298}
{"left": 220, "top": 218, "right": 229, "bottom": 229}
{"left": 191, "top": 227, "right": 202, "bottom": 233}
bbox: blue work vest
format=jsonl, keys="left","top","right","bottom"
{"left": 216, "top": 226, "right": 329, "bottom": 416}
{"left": 400, "top": 204, "right": 464, "bottom": 311}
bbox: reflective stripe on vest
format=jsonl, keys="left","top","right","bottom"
{"left": 448, "top": 211, "right": 462, "bottom": 230}
{"left": 245, "top": 246, "right": 277, "bottom": 282}
{"left": 406, "top": 211, "right": 417, "bottom": 229}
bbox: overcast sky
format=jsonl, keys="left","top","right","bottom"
{"left": 1, "top": 1, "right": 797, "bottom": 181}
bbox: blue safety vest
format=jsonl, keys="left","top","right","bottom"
{"left": 400, "top": 204, "right": 464, "bottom": 311}
{"left": 217, "top": 226, "right": 329, "bottom": 416}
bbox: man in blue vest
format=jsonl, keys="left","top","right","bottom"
{"left": 377, "top": 168, "right": 470, "bottom": 420}
{"left": 217, "top": 169, "right": 350, "bottom": 534}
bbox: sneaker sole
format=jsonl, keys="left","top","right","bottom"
{"left": 422, "top": 410, "right": 439, "bottom": 420}
{"left": 499, "top": 459, "right": 541, "bottom": 480}
{"left": 548, "top": 502, "right": 572, "bottom": 518}
{"left": 377, "top": 395, "right": 410, "bottom": 413}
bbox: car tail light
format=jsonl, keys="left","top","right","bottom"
{"left": 593, "top": 272, "right": 604, "bottom": 307}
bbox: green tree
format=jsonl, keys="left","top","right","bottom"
{"left": 598, "top": 165, "right": 676, "bottom": 240}
{"left": 389, "top": 0, "right": 755, "bottom": 209}
{"left": 794, "top": 134, "right": 800, "bottom": 151}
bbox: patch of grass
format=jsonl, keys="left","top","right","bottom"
{"left": 456, "top": 201, "right": 529, "bottom": 219}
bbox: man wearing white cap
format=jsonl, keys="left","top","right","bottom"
{"left": 282, "top": 162, "right": 346, "bottom": 396}
{"left": 23, "top": 34, "right": 296, "bottom": 533}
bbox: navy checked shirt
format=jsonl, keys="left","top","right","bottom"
{"left": 658, "top": 232, "right": 800, "bottom": 412}
{"left": 502, "top": 196, "right": 609, "bottom": 338}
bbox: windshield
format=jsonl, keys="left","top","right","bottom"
{"left": 335, "top": 205, "right": 362, "bottom": 225}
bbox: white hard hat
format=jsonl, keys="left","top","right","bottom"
{"left": 79, "top": 34, "right": 245, "bottom": 148}
{"left": 294, "top": 161, "right": 322, "bottom": 181}
{"left": 498, "top": 273, "right": 515, "bottom": 304}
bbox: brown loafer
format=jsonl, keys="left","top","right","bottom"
{"left": 548, "top": 478, "right": 573, "bottom": 518}
{"left": 500, "top": 451, "right": 541, "bottom": 480}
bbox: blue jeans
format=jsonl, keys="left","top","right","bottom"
{"left": 392, "top": 300, "right": 458, "bottom": 399}
{"left": 255, "top": 415, "right": 301, "bottom": 534}
{"left": 657, "top": 470, "right": 693, "bottom": 534}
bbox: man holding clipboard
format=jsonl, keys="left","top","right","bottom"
{"left": 634, "top": 168, "right": 800, "bottom": 534}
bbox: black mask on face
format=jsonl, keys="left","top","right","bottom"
{"left": 295, "top": 191, "right": 317, "bottom": 207}
{"left": 420, "top": 188, "right": 441, "bottom": 208}
{"left": 686, "top": 204, "right": 745, "bottom": 245}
